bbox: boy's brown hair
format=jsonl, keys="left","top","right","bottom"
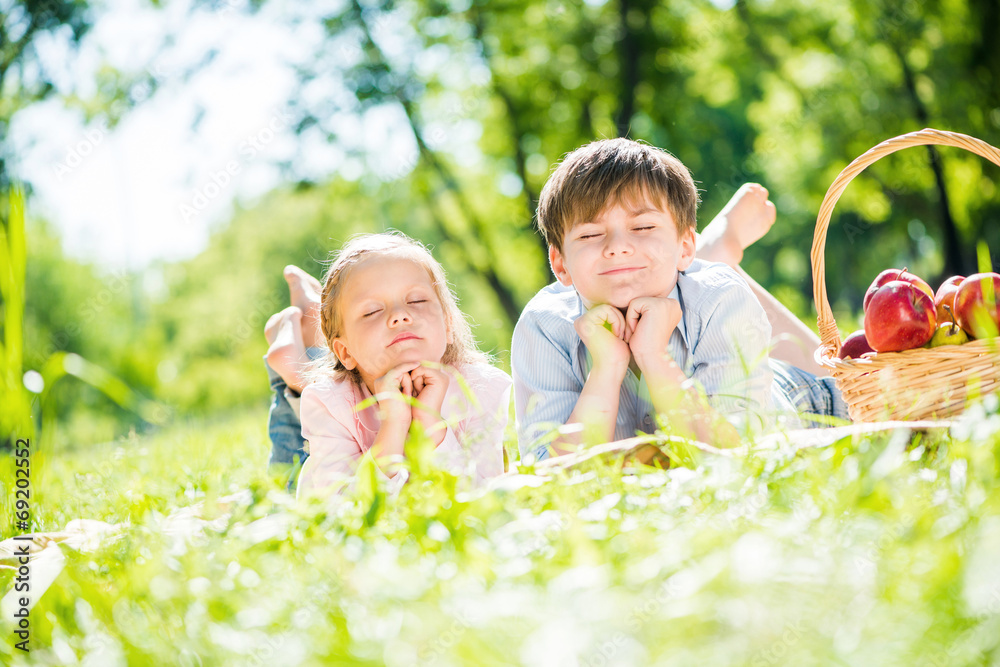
{"left": 536, "top": 138, "right": 700, "bottom": 252}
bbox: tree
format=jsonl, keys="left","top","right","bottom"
{"left": 0, "top": 0, "right": 92, "bottom": 188}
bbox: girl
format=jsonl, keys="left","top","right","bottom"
{"left": 266, "top": 232, "right": 511, "bottom": 496}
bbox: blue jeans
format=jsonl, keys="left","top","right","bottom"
{"left": 771, "top": 359, "right": 851, "bottom": 426}
{"left": 265, "top": 347, "right": 325, "bottom": 491}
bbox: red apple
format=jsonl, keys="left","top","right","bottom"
{"left": 838, "top": 329, "right": 875, "bottom": 359}
{"left": 864, "top": 280, "right": 937, "bottom": 352}
{"left": 934, "top": 275, "right": 965, "bottom": 324}
{"left": 954, "top": 272, "right": 1000, "bottom": 339}
{"left": 863, "top": 268, "right": 934, "bottom": 312}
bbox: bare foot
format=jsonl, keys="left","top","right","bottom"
{"left": 284, "top": 265, "right": 323, "bottom": 348}
{"left": 265, "top": 306, "right": 309, "bottom": 393}
{"left": 696, "top": 183, "right": 776, "bottom": 268}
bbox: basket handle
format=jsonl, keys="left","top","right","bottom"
{"left": 811, "top": 128, "right": 1000, "bottom": 357}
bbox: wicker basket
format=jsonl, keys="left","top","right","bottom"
{"left": 812, "top": 128, "right": 1000, "bottom": 422}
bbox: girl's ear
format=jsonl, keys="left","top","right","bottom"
{"left": 677, "top": 228, "right": 697, "bottom": 271}
{"left": 332, "top": 339, "right": 357, "bottom": 370}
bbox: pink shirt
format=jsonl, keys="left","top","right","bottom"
{"left": 297, "top": 363, "right": 511, "bottom": 496}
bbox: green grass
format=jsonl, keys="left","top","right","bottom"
{"left": 4, "top": 405, "right": 1000, "bottom": 666}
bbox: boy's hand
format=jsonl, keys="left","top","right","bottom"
{"left": 373, "top": 362, "right": 419, "bottom": 425}
{"left": 625, "top": 297, "right": 682, "bottom": 371}
{"left": 575, "top": 304, "right": 631, "bottom": 377}
{"left": 561, "top": 304, "right": 631, "bottom": 450}
{"left": 408, "top": 364, "right": 450, "bottom": 445}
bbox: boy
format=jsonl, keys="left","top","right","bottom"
{"left": 512, "top": 138, "right": 847, "bottom": 461}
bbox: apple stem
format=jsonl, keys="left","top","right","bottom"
{"left": 897, "top": 267, "right": 908, "bottom": 281}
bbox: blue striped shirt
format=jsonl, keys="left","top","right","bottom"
{"left": 512, "top": 259, "right": 797, "bottom": 460}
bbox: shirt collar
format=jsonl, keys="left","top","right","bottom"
{"left": 668, "top": 280, "right": 689, "bottom": 348}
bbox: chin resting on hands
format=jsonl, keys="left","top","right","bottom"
{"left": 624, "top": 296, "right": 682, "bottom": 365}
{"left": 373, "top": 361, "right": 422, "bottom": 425}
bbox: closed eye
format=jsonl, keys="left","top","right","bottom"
{"left": 362, "top": 308, "right": 382, "bottom": 318}
{"left": 408, "top": 299, "right": 427, "bottom": 305}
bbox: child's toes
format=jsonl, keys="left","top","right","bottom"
{"left": 264, "top": 311, "right": 285, "bottom": 344}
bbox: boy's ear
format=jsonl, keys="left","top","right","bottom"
{"left": 677, "top": 228, "right": 697, "bottom": 272}
{"left": 332, "top": 339, "right": 358, "bottom": 370}
{"left": 549, "top": 245, "right": 574, "bottom": 287}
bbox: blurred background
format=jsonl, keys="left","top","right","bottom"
{"left": 3, "top": 0, "right": 999, "bottom": 446}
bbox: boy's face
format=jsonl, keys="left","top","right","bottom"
{"left": 549, "top": 198, "right": 696, "bottom": 310}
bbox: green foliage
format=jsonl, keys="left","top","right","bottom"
{"left": 0, "top": 0, "right": 94, "bottom": 187}
{"left": 8, "top": 0, "right": 1000, "bottom": 437}
{"left": 3, "top": 2, "right": 1000, "bottom": 661}
{"left": 295, "top": 0, "right": 1000, "bottom": 333}
{"left": 148, "top": 176, "right": 526, "bottom": 417}
{"left": 22, "top": 218, "right": 163, "bottom": 440}
{"left": 1, "top": 189, "right": 163, "bottom": 454}
{"left": 0, "top": 189, "right": 32, "bottom": 445}
{"left": 5, "top": 406, "right": 1000, "bottom": 664}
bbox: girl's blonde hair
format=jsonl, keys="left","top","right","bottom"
{"left": 312, "top": 231, "right": 486, "bottom": 385}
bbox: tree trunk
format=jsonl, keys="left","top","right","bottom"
{"left": 351, "top": 0, "right": 523, "bottom": 323}
{"left": 468, "top": 8, "right": 547, "bottom": 259}
{"left": 615, "top": 0, "right": 639, "bottom": 137}
{"left": 896, "top": 44, "right": 966, "bottom": 278}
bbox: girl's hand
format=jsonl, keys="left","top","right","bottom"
{"left": 373, "top": 361, "right": 420, "bottom": 426}
{"left": 409, "top": 364, "right": 450, "bottom": 445}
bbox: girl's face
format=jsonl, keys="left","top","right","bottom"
{"left": 332, "top": 254, "right": 452, "bottom": 392}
